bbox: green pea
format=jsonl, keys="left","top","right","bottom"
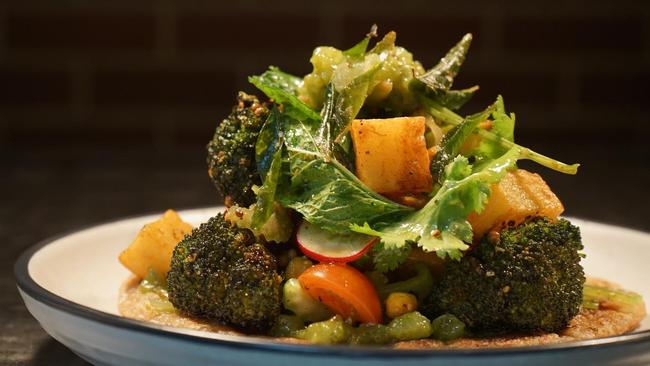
{"left": 293, "top": 316, "right": 352, "bottom": 344}
{"left": 387, "top": 311, "right": 433, "bottom": 341}
{"left": 430, "top": 314, "right": 465, "bottom": 342}
{"left": 285, "top": 256, "right": 313, "bottom": 279}
{"left": 269, "top": 315, "right": 304, "bottom": 337}
{"left": 349, "top": 324, "right": 394, "bottom": 345}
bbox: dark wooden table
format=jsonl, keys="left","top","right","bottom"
{"left": 2, "top": 142, "right": 648, "bottom": 365}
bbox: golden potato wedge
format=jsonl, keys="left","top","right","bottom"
{"left": 351, "top": 117, "right": 432, "bottom": 194}
{"left": 468, "top": 169, "right": 564, "bottom": 239}
{"left": 119, "top": 209, "right": 193, "bottom": 279}
{"left": 514, "top": 170, "right": 564, "bottom": 219}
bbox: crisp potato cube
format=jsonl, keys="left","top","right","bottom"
{"left": 468, "top": 169, "right": 564, "bottom": 239}
{"left": 351, "top": 117, "right": 432, "bottom": 194}
{"left": 514, "top": 170, "right": 564, "bottom": 219}
{"left": 468, "top": 172, "right": 538, "bottom": 239}
{"left": 119, "top": 209, "right": 193, "bottom": 279}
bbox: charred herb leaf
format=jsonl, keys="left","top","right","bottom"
{"left": 418, "top": 33, "right": 473, "bottom": 92}
{"left": 415, "top": 33, "right": 478, "bottom": 110}
{"left": 249, "top": 67, "right": 320, "bottom": 121}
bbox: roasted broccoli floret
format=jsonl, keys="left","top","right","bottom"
{"left": 425, "top": 218, "right": 584, "bottom": 333}
{"left": 166, "top": 213, "right": 282, "bottom": 332}
{"left": 207, "top": 92, "right": 269, "bottom": 207}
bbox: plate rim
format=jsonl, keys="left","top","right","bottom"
{"left": 13, "top": 208, "right": 650, "bottom": 359}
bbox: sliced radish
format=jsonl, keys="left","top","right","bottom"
{"left": 296, "top": 220, "right": 377, "bottom": 263}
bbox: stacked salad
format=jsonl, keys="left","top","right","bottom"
{"left": 243, "top": 27, "right": 577, "bottom": 262}
{"left": 121, "top": 27, "right": 643, "bottom": 345}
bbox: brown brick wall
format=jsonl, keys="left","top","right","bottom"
{"left": 1, "top": 0, "right": 649, "bottom": 148}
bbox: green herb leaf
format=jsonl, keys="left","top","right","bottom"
{"left": 432, "top": 86, "right": 479, "bottom": 110}
{"left": 370, "top": 30, "right": 396, "bottom": 54}
{"left": 417, "top": 33, "right": 473, "bottom": 92}
{"left": 269, "top": 108, "right": 411, "bottom": 233}
{"left": 263, "top": 65, "right": 390, "bottom": 232}
{"left": 418, "top": 95, "right": 580, "bottom": 175}
{"left": 352, "top": 148, "right": 521, "bottom": 259}
{"left": 251, "top": 144, "right": 283, "bottom": 230}
{"left": 471, "top": 95, "right": 516, "bottom": 168}
{"left": 279, "top": 116, "right": 411, "bottom": 232}
{"left": 430, "top": 101, "right": 497, "bottom": 181}
{"left": 413, "top": 33, "right": 477, "bottom": 110}
{"left": 372, "top": 241, "right": 413, "bottom": 273}
{"left": 249, "top": 67, "right": 320, "bottom": 121}
{"left": 318, "top": 63, "right": 379, "bottom": 164}
{"left": 255, "top": 108, "right": 284, "bottom": 179}
{"left": 343, "top": 24, "right": 378, "bottom": 58}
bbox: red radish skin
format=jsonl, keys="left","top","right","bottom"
{"left": 296, "top": 221, "right": 377, "bottom": 263}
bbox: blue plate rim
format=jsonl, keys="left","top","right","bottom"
{"left": 13, "top": 209, "right": 650, "bottom": 359}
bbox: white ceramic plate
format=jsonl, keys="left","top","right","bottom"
{"left": 15, "top": 207, "right": 650, "bottom": 366}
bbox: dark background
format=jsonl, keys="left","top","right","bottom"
{"left": 1, "top": 0, "right": 649, "bottom": 364}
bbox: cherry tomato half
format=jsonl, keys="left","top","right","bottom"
{"left": 298, "top": 263, "right": 382, "bottom": 324}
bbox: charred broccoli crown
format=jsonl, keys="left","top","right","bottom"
{"left": 427, "top": 218, "right": 584, "bottom": 333}
{"left": 207, "top": 92, "right": 269, "bottom": 206}
{"left": 167, "top": 213, "right": 282, "bottom": 332}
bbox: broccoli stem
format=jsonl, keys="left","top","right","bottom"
{"left": 420, "top": 97, "right": 580, "bottom": 175}
{"left": 582, "top": 284, "right": 643, "bottom": 314}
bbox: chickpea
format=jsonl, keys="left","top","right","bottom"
{"left": 285, "top": 256, "right": 313, "bottom": 279}
{"left": 385, "top": 292, "right": 418, "bottom": 319}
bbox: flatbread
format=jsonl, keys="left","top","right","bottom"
{"left": 119, "top": 276, "right": 646, "bottom": 348}
{"left": 396, "top": 278, "right": 646, "bottom": 349}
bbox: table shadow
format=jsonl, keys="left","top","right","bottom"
{"left": 30, "top": 338, "right": 91, "bottom": 366}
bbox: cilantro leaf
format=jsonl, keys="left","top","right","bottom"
{"left": 430, "top": 101, "right": 497, "bottom": 182}
{"left": 471, "top": 95, "right": 515, "bottom": 167}
{"left": 351, "top": 148, "right": 521, "bottom": 259}
{"left": 418, "top": 95, "right": 580, "bottom": 175}
{"left": 372, "top": 241, "right": 413, "bottom": 273}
